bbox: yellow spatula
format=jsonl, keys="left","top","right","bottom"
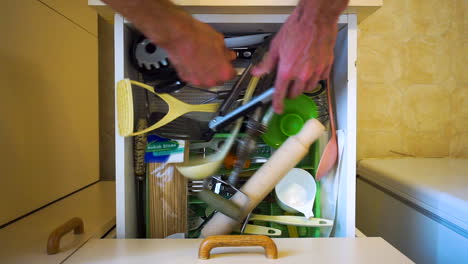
{"left": 117, "top": 79, "right": 219, "bottom": 137}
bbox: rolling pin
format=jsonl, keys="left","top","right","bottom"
{"left": 201, "top": 118, "right": 325, "bottom": 237}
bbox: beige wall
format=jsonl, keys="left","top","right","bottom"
{"left": 356, "top": 0, "right": 467, "bottom": 160}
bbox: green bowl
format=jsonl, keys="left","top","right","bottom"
{"left": 261, "top": 95, "right": 318, "bottom": 148}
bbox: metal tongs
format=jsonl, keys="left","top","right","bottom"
{"left": 208, "top": 87, "right": 274, "bottom": 133}
{"left": 201, "top": 41, "right": 273, "bottom": 140}
{"left": 196, "top": 41, "right": 276, "bottom": 220}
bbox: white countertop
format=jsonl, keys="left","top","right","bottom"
{"left": 88, "top": 0, "right": 383, "bottom": 22}
{"left": 65, "top": 237, "right": 413, "bottom": 264}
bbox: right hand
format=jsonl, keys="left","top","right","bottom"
{"left": 163, "top": 18, "right": 236, "bottom": 88}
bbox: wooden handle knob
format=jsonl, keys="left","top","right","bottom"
{"left": 47, "top": 217, "right": 84, "bottom": 255}
{"left": 198, "top": 235, "right": 278, "bottom": 260}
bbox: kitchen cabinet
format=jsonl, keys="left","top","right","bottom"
{"left": 1, "top": 0, "right": 99, "bottom": 227}
{"left": 39, "top": 0, "right": 98, "bottom": 36}
{"left": 84, "top": 0, "right": 387, "bottom": 259}
{"left": 0, "top": 182, "right": 115, "bottom": 264}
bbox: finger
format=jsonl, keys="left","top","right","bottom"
{"left": 217, "top": 65, "right": 236, "bottom": 85}
{"left": 225, "top": 49, "right": 237, "bottom": 61}
{"left": 251, "top": 50, "right": 278, "bottom": 76}
{"left": 306, "top": 72, "right": 320, "bottom": 93}
{"left": 176, "top": 68, "right": 199, "bottom": 87}
{"left": 289, "top": 79, "right": 306, "bottom": 98}
{"left": 304, "top": 79, "right": 314, "bottom": 92}
{"left": 189, "top": 78, "right": 202, "bottom": 87}
{"left": 273, "top": 75, "right": 290, "bottom": 114}
{"left": 320, "top": 59, "right": 333, "bottom": 80}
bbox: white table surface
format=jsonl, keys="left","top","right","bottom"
{"left": 65, "top": 237, "right": 413, "bottom": 264}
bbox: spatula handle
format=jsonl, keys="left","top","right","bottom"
{"left": 249, "top": 214, "right": 333, "bottom": 227}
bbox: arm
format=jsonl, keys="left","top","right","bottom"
{"left": 252, "top": 0, "right": 349, "bottom": 113}
{"left": 102, "top": 0, "right": 235, "bottom": 87}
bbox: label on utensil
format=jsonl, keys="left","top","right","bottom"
{"left": 145, "top": 135, "right": 185, "bottom": 163}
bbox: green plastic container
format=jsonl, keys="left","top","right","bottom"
{"left": 262, "top": 95, "right": 318, "bottom": 148}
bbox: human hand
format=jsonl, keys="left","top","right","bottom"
{"left": 252, "top": 12, "right": 338, "bottom": 114}
{"left": 163, "top": 18, "right": 236, "bottom": 88}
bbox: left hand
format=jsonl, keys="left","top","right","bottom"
{"left": 251, "top": 12, "right": 338, "bottom": 114}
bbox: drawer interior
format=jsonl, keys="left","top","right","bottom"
{"left": 114, "top": 14, "right": 354, "bottom": 239}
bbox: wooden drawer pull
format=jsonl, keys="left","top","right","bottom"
{"left": 198, "top": 235, "right": 278, "bottom": 260}
{"left": 47, "top": 217, "right": 84, "bottom": 255}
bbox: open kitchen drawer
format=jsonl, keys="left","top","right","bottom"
{"left": 111, "top": 12, "right": 357, "bottom": 239}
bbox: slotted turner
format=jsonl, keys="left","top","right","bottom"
{"left": 117, "top": 79, "right": 219, "bottom": 137}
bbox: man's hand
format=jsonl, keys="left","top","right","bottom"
{"left": 163, "top": 18, "right": 236, "bottom": 87}
{"left": 252, "top": 0, "right": 348, "bottom": 113}
{"left": 102, "top": 0, "right": 235, "bottom": 88}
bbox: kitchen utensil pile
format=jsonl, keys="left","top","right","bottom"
{"left": 116, "top": 33, "right": 339, "bottom": 239}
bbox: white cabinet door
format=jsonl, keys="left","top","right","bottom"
{"left": 0, "top": 182, "right": 115, "bottom": 264}
{"left": 112, "top": 13, "right": 357, "bottom": 238}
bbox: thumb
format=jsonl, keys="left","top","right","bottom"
{"left": 251, "top": 51, "right": 278, "bottom": 76}
{"left": 225, "top": 49, "right": 237, "bottom": 61}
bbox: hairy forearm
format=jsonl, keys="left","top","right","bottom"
{"left": 296, "top": 0, "right": 349, "bottom": 24}
{"left": 102, "top": 0, "right": 192, "bottom": 48}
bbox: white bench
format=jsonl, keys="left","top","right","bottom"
{"left": 357, "top": 158, "right": 468, "bottom": 264}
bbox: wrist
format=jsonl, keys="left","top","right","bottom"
{"left": 103, "top": 0, "right": 194, "bottom": 48}
{"left": 142, "top": 5, "right": 193, "bottom": 48}
{"left": 294, "top": 0, "right": 348, "bottom": 25}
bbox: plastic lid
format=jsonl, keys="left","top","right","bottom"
{"left": 280, "top": 114, "right": 304, "bottom": 136}
{"left": 261, "top": 95, "right": 318, "bottom": 148}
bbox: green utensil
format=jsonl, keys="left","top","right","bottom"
{"left": 261, "top": 95, "right": 318, "bottom": 148}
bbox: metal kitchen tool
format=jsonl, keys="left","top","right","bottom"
{"left": 178, "top": 76, "right": 261, "bottom": 219}
{"left": 176, "top": 85, "right": 274, "bottom": 178}
{"left": 175, "top": 70, "right": 259, "bottom": 180}
{"left": 116, "top": 79, "right": 219, "bottom": 137}
{"left": 225, "top": 71, "right": 275, "bottom": 186}
{"left": 179, "top": 40, "right": 273, "bottom": 220}
{"left": 208, "top": 87, "right": 274, "bottom": 134}
{"left": 188, "top": 180, "right": 205, "bottom": 195}
{"left": 196, "top": 176, "right": 249, "bottom": 221}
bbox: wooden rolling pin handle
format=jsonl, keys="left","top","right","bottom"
{"left": 198, "top": 235, "right": 278, "bottom": 260}
{"left": 47, "top": 217, "right": 84, "bottom": 255}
